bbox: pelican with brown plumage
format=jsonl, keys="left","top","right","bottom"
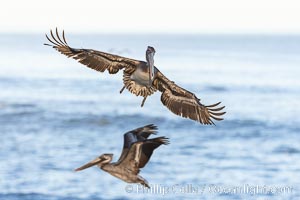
{"left": 74, "top": 124, "right": 169, "bottom": 188}
{"left": 45, "top": 29, "right": 226, "bottom": 125}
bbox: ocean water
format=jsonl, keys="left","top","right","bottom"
{"left": 0, "top": 33, "right": 300, "bottom": 200}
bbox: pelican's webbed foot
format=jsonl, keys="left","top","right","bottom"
{"left": 138, "top": 175, "right": 150, "bottom": 188}
{"left": 120, "top": 85, "right": 126, "bottom": 94}
{"left": 141, "top": 97, "right": 147, "bottom": 107}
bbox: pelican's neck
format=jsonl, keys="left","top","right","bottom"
{"left": 146, "top": 51, "right": 154, "bottom": 67}
{"left": 98, "top": 154, "right": 113, "bottom": 167}
{"left": 146, "top": 47, "right": 155, "bottom": 85}
{"left": 100, "top": 162, "right": 114, "bottom": 172}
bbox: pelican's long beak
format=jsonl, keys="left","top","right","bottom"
{"left": 74, "top": 157, "right": 104, "bottom": 172}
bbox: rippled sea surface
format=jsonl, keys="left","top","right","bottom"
{"left": 0, "top": 34, "right": 300, "bottom": 200}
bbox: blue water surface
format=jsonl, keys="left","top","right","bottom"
{"left": 0, "top": 34, "right": 300, "bottom": 200}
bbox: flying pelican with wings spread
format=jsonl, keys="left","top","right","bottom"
{"left": 75, "top": 124, "right": 169, "bottom": 188}
{"left": 45, "top": 29, "right": 225, "bottom": 125}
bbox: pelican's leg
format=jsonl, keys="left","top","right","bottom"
{"left": 138, "top": 175, "right": 150, "bottom": 188}
{"left": 141, "top": 96, "right": 147, "bottom": 107}
{"left": 119, "top": 85, "right": 126, "bottom": 94}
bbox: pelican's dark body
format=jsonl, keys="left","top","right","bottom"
{"left": 122, "top": 61, "right": 157, "bottom": 100}
{"left": 101, "top": 164, "right": 147, "bottom": 185}
{"left": 45, "top": 29, "right": 225, "bottom": 125}
{"left": 129, "top": 62, "right": 156, "bottom": 86}
{"left": 75, "top": 124, "right": 169, "bottom": 188}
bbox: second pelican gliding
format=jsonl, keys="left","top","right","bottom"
{"left": 75, "top": 124, "right": 169, "bottom": 188}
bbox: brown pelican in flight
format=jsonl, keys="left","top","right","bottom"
{"left": 74, "top": 124, "right": 169, "bottom": 188}
{"left": 45, "top": 29, "right": 225, "bottom": 125}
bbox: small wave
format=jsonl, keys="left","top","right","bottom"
{"left": 60, "top": 113, "right": 166, "bottom": 129}
{"left": 221, "top": 119, "right": 266, "bottom": 129}
{"left": 10, "top": 103, "right": 36, "bottom": 109}
{"left": 0, "top": 193, "right": 112, "bottom": 200}
{"left": 204, "top": 85, "right": 228, "bottom": 92}
{"left": 0, "top": 102, "right": 36, "bottom": 110}
{"left": 0, "top": 193, "right": 62, "bottom": 200}
{"left": 202, "top": 84, "right": 299, "bottom": 94}
{"left": 0, "top": 103, "right": 43, "bottom": 122}
{"left": 273, "top": 145, "right": 300, "bottom": 154}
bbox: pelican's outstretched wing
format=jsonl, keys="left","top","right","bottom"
{"left": 153, "top": 70, "right": 225, "bottom": 125}
{"left": 117, "top": 124, "right": 158, "bottom": 162}
{"left": 44, "top": 28, "right": 140, "bottom": 74}
{"left": 116, "top": 136, "right": 169, "bottom": 174}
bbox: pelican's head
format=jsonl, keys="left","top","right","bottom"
{"left": 146, "top": 46, "right": 156, "bottom": 86}
{"left": 75, "top": 153, "right": 113, "bottom": 171}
